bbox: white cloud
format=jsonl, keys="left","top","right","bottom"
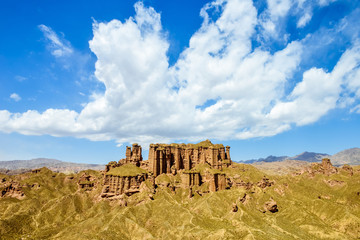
{"left": 268, "top": 42, "right": 360, "bottom": 126}
{"left": 10, "top": 93, "right": 21, "bottom": 102}
{"left": 259, "top": 0, "right": 339, "bottom": 40}
{"left": 318, "top": 0, "right": 337, "bottom": 7}
{"left": 15, "top": 75, "right": 27, "bottom": 82}
{"left": 38, "top": 24, "right": 73, "bottom": 57}
{"left": 267, "top": 0, "right": 292, "bottom": 19}
{"left": 0, "top": 0, "right": 359, "bottom": 147}
{"left": 297, "top": 12, "right": 312, "bottom": 28}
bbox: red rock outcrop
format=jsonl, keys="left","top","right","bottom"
{"left": 264, "top": 198, "right": 278, "bottom": 213}
{"left": 306, "top": 158, "right": 338, "bottom": 176}
{"left": 105, "top": 144, "right": 143, "bottom": 171}
{"left": 232, "top": 203, "right": 238, "bottom": 212}
{"left": 257, "top": 177, "right": 274, "bottom": 188}
{"left": 209, "top": 172, "right": 226, "bottom": 192}
{"left": 181, "top": 172, "right": 202, "bottom": 187}
{"left": 101, "top": 172, "right": 147, "bottom": 198}
{"left": 230, "top": 175, "right": 253, "bottom": 190}
{"left": 102, "top": 141, "right": 233, "bottom": 199}
{"left": 238, "top": 193, "right": 250, "bottom": 205}
{"left": 1, "top": 181, "right": 25, "bottom": 200}
{"left": 342, "top": 164, "right": 353, "bottom": 176}
{"left": 322, "top": 158, "right": 338, "bottom": 175}
{"left": 324, "top": 179, "right": 345, "bottom": 187}
{"left": 78, "top": 173, "right": 97, "bottom": 191}
{"left": 149, "top": 140, "right": 231, "bottom": 177}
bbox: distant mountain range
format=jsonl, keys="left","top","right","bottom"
{"left": 331, "top": 148, "right": 360, "bottom": 165}
{"left": 243, "top": 151, "right": 329, "bottom": 164}
{"left": 243, "top": 148, "right": 360, "bottom": 166}
{"left": 0, "top": 158, "right": 105, "bottom": 174}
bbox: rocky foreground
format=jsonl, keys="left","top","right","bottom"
{"left": 0, "top": 158, "right": 359, "bottom": 239}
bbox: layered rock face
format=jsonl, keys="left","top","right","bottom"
{"left": 101, "top": 174, "right": 147, "bottom": 198}
{"left": 209, "top": 173, "right": 226, "bottom": 192}
{"left": 105, "top": 144, "right": 143, "bottom": 171}
{"left": 0, "top": 181, "right": 25, "bottom": 200}
{"left": 178, "top": 170, "right": 226, "bottom": 192}
{"left": 101, "top": 164, "right": 148, "bottom": 199}
{"left": 149, "top": 140, "right": 231, "bottom": 177}
{"left": 124, "top": 143, "right": 142, "bottom": 166}
{"left": 307, "top": 158, "right": 338, "bottom": 176}
{"left": 181, "top": 172, "right": 201, "bottom": 187}
{"left": 78, "top": 173, "right": 97, "bottom": 191}
{"left": 101, "top": 140, "right": 233, "bottom": 199}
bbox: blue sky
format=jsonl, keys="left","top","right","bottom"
{"left": 0, "top": 0, "right": 360, "bottom": 164}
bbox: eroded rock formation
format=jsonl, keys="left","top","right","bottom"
{"left": 105, "top": 144, "right": 143, "bottom": 171}
{"left": 78, "top": 173, "right": 97, "bottom": 191}
{"left": 342, "top": 164, "right": 353, "bottom": 176}
{"left": 209, "top": 172, "right": 226, "bottom": 192}
{"left": 1, "top": 181, "right": 25, "bottom": 200}
{"left": 101, "top": 164, "right": 148, "bottom": 199}
{"left": 257, "top": 176, "right": 274, "bottom": 188}
{"left": 307, "top": 158, "right": 338, "bottom": 176}
{"left": 149, "top": 140, "right": 231, "bottom": 177}
{"left": 101, "top": 140, "right": 233, "bottom": 200}
{"left": 101, "top": 174, "right": 147, "bottom": 198}
{"left": 264, "top": 198, "right": 278, "bottom": 213}
{"left": 181, "top": 172, "right": 202, "bottom": 187}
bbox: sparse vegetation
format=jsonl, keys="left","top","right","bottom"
{"left": 0, "top": 163, "right": 360, "bottom": 239}
{"left": 106, "top": 164, "right": 147, "bottom": 177}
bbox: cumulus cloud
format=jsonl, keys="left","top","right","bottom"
{"left": 10, "top": 93, "right": 21, "bottom": 102}
{"left": 258, "top": 0, "right": 339, "bottom": 41}
{"left": 38, "top": 24, "right": 73, "bottom": 57}
{"left": 0, "top": 0, "right": 359, "bottom": 147}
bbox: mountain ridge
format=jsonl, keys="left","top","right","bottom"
{"left": 0, "top": 158, "right": 105, "bottom": 173}
{"left": 242, "top": 148, "right": 360, "bottom": 165}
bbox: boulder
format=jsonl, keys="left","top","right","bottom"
{"left": 264, "top": 198, "right": 278, "bottom": 213}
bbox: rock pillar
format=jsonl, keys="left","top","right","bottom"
{"left": 220, "top": 148, "right": 226, "bottom": 160}
{"left": 226, "top": 146, "right": 231, "bottom": 161}
{"left": 159, "top": 150, "right": 164, "bottom": 175}
{"left": 175, "top": 147, "right": 180, "bottom": 170}
{"left": 125, "top": 146, "right": 131, "bottom": 163}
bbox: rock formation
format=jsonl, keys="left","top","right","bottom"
{"left": 101, "top": 140, "right": 233, "bottom": 200}
{"left": 101, "top": 164, "right": 148, "bottom": 199}
{"left": 257, "top": 176, "right": 274, "bottom": 188}
{"left": 264, "top": 198, "right": 278, "bottom": 213}
{"left": 208, "top": 172, "right": 226, "bottom": 192}
{"left": 149, "top": 140, "right": 231, "bottom": 177}
{"left": 105, "top": 144, "right": 143, "bottom": 171}
{"left": 232, "top": 202, "right": 238, "bottom": 212}
{"left": 238, "top": 193, "right": 250, "bottom": 205}
{"left": 181, "top": 171, "right": 202, "bottom": 187}
{"left": 0, "top": 181, "right": 25, "bottom": 200}
{"left": 342, "top": 164, "right": 353, "bottom": 176}
{"left": 78, "top": 173, "right": 97, "bottom": 191}
{"left": 306, "top": 158, "right": 338, "bottom": 176}
{"left": 322, "top": 158, "right": 338, "bottom": 175}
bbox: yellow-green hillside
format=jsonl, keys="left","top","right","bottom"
{"left": 0, "top": 165, "right": 359, "bottom": 239}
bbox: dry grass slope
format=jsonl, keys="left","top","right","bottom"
{"left": 0, "top": 164, "right": 359, "bottom": 239}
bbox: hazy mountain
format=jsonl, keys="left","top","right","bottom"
{"left": 244, "top": 155, "right": 288, "bottom": 164}
{"left": 288, "top": 151, "right": 330, "bottom": 162}
{"left": 243, "top": 151, "right": 329, "bottom": 164}
{"left": 0, "top": 158, "right": 105, "bottom": 173}
{"left": 331, "top": 148, "right": 360, "bottom": 165}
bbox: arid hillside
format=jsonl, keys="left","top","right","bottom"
{"left": 1, "top": 160, "right": 359, "bottom": 239}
